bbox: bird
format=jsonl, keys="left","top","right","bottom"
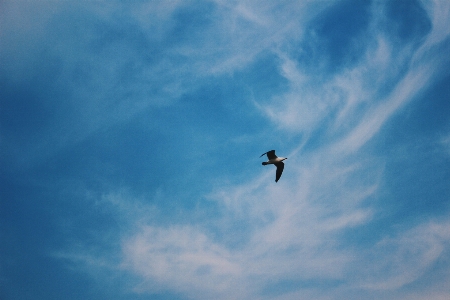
{"left": 260, "top": 150, "right": 287, "bottom": 182}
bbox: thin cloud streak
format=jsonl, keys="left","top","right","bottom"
{"left": 354, "top": 220, "right": 450, "bottom": 290}
{"left": 334, "top": 60, "right": 435, "bottom": 154}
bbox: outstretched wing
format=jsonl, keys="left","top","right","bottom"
{"left": 274, "top": 162, "right": 284, "bottom": 182}
{"left": 260, "top": 150, "right": 277, "bottom": 160}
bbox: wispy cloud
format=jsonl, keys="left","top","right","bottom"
{"left": 355, "top": 220, "right": 450, "bottom": 290}
{"left": 123, "top": 225, "right": 246, "bottom": 299}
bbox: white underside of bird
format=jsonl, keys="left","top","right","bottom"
{"left": 260, "top": 150, "right": 287, "bottom": 182}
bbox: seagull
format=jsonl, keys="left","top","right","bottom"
{"left": 260, "top": 150, "right": 287, "bottom": 182}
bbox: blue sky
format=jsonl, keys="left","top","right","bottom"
{"left": 1, "top": 0, "right": 449, "bottom": 299}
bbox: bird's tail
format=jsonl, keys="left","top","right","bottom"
{"left": 262, "top": 162, "right": 268, "bottom": 165}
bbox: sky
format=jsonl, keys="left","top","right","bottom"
{"left": 1, "top": 0, "right": 450, "bottom": 299}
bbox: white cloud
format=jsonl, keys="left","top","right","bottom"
{"left": 257, "top": 0, "right": 449, "bottom": 144}
{"left": 117, "top": 198, "right": 450, "bottom": 299}
{"left": 420, "top": 0, "right": 450, "bottom": 47}
{"left": 354, "top": 220, "right": 450, "bottom": 290}
{"left": 333, "top": 60, "right": 436, "bottom": 154}
{"left": 122, "top": 225, "right": 248, "bottom": 299}
{"left": 203, "top": 1, "right": 332, "bottom": 75}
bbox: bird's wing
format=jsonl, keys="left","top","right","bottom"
{"left": 259, "top": 150, "right": 269, "bottom": 158}
{"left": 267, "top": 150, "right": 277, "bottom": 160}
{"left": 274, "top": 162, "right": 284, "bottom": 182}
{"left": 263, "top": 150, "right": 276, "bottom": 160}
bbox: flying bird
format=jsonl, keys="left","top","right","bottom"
{"left": 260, "top": 150, "right": 287, "bottom": 182}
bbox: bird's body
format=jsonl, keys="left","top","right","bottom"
{"left": 260, "top": 150, "right": 287, "bottom": 182}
